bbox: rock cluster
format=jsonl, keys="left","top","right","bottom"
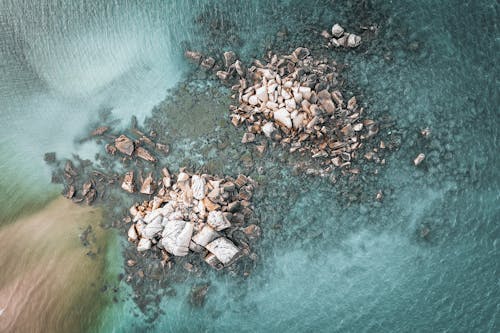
{"left": 186, "top": 46, "right": 378, "bottom": 173}
{"left": 321, "top": 23, "right": 362, "bottom": 48}
{"left": 126, "top": 168, "right": 257, "bottom": 270}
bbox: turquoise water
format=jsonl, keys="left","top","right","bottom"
{"left": 1, "top": 1, "right": 498, "bottom": 332}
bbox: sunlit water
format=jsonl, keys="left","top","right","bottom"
{"left": 0, "top": 1, "right": 498, "bottom": 332}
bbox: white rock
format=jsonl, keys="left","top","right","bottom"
{"left": 206, "top": 237, "right": 241, "bottom": 265}
{"left": 192, "top": 225, "right": 219, "bottom": 247}
{"left": 347, "top": 34, "right": 361, "bottom": 48}
{"left": 161, "top": 220, "right": 194, "bottom": 256}
{"left": 331, "top": 24, "right": 344, "bottom": 37}
{"left": 207, "top": 211, "right": 231, "bottom": 231}
{"left": 144, "top": 209, "right": 162, "bottom": 224}
{"left": 248, "top": 95, "right": 259, "bottom": 106}
{"left": 127, "top": 225, "right": 138, "bottom": 241}
{"left": 137, "top": 238, "right": 152, "bottom": 252}
{"left": 142, "top": 215, "right": 163, "bottom": 239}
{"left": 274, "top": 108, "right": 292, "bottom": 128}
{"left": 262, "top": 122, "right": 275, "bottom": 137}
{"left": 256, "top": 86, "right": 268, "bottom": 103}
{"left": 177, "top": 172, "right": 190, "bottom": 183}
{"left": 191, "top": 175, "right": 206, "bottom": 200}
{"left": 413, "top": 153, "right": 425, "bottom": 166}
{"left": 285, "top": 98, "right": 296, "bottom": 110}
{"left": 292, "top": 112, "right": 307, "bottom": 129}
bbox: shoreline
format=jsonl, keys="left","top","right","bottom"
{"left": 0, "top": 197, "right": 110, "bottom": 333}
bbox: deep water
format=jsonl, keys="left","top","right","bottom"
{"left": 0, "top": 1, "right": 498, "bottom": 333}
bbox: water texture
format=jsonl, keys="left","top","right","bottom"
{"left": 0, "top": 1, "right": 498, "bottom": 332}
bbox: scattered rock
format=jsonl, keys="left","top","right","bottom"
{"left": 115, "top": 135, "right": 134, "bottom": 156}
{"left": 91, "top": 126, "right": 109, "bottom": 136}
{"left": 135, "top": 146, "right": 156, "bottom": 162}
{"left": 414, "top": 153, "right": 425, "bottom": 166}
{"left": 121, "top": 171, "right": 135, "bottom": 193}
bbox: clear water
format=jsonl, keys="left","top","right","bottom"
{"left": 0, "top": 1, "right": 498, "bottom": 332}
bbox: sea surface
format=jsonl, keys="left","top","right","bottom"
{"left": 0, "top": 1, "right": 498, "bottom": 332}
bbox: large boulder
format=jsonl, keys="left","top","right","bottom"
{"left": 205, "top": 237, "right": 241, "bottom": 265}
{"left": 115, "top": 135, "right": 134, "bottom": 156}
{"left": 161, "top": 220, "right": 194, "bottom": 256}
{"left": 192, "top": 225, "right": 219, "bottom": 247}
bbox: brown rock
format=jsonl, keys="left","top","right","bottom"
{"left": 243, "top": 224, "right": 261, "bottom": 238}
{"left": 140, "top": 173, "right": 155, "bottom": 195}
{"left": 241, "top": 132, "right": 256, "bottom": 144}
{"left": 203, "top": 197, "right": 221, "bottom": 212}
{"left": 121, "top": 171, "right": 135, "bottom": 193}
{"left": 91, "top": 126, "right": 109, "bottom": 136}
{"left": 234, "top": 174, "right": 248, "bottom": 188}
{"left": 105, "top": 144, "right": 117, "bottom": 155}
{"left": 185, "top": 50, "right": 202, "bottom": 64}
{"left": 82, "top": 181, "right": 92, "bottom": 196}
{"left": 65, "top": 185, "right": 75, "bottom": 199}
{"left": 115, "top": 135, "right": 134, "bottom": 156}
{"left": 135, "top": 146, "right": 156, "bottom": 162}
{"left": 227, "top": 201, "right": 241, "bottom": 213}
{"left": 201, "top": 57, "right": 215, "bottom": 70}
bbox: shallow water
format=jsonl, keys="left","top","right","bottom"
{"left": 0, "top": 0, "right": 498, "bottom": 332}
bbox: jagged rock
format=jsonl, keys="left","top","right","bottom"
{"left": 203, "top": 198, "right": 221, "bottom": 211}
{"left": 137, "top": 238, "right": 152, "bottom": 252}
{"left": 331, "top": 24, "right": 344, "bottom": 37}
{"left": 135, "top": 147, "right": 156, "bottom": 162}
{"left": 261, "top": 122, "right": 275, "bottom": 138}
{"left": 227, "top": 201, "right": 241, "bottom": 213}
{"left": 207, "top": 211, "right": 231, "bottom": 231}
{"left": 223, "top": 51, "right": 236, "bottom": 68}
{"left": 65, "top": 185, "right": 75, "bottom": 199}
{"left": 121, "top": 171, "right": 135, "bottom": 193}
{"left": 205, "top": 237, "right": 241, "bottom": 266}
{"left": 216, "top": 70, "right": 231, "bottom": 81}
{"left": 127, "top": 225, "right": 138, "bottom": 241}
{"left": 161, "top": 220, "right": 194, "bottom": 256}
{"left": 347, "top": 34, "right": 361, "bottom": 48}
{"left": 204, "top": 253, "right": 223, "bottom": 270}
{"left": 191, "top": 175, "right": 206, "bottom": 200}
{"left": 82, "top": 181, "right": 92, "bottom": 196}
{"left": 140, "top": 173, "right": 155, "bottom": 195}
{"left": 201, "top": 57, "right": 215, "bottom": 70}
{"left": 185, "top": 50, "right": 202, "bottom": 64}
{"left": 192, "top": 225, "right": 219, "bottom": 247}
{"left": 162, "top": 167, "right": 172, "bottom": 188}
{"left": 273, "top": 108, "right": 292, "bottom": 128}
{"left": 115, "top": 135, "right": 134, "bottom": 156}
{"left": 142, "top": 215, "right": 163, "bottom": 239}
{"left": 347, "top": 96, "right": 357, "bottom": 110}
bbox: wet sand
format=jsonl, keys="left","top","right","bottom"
{"left": 0, "top": 197, "right": 109, "bottom": 333}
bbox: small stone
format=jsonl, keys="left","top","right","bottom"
{"left": 331, "top": 24, "right": 344, "bottom": 38}
{"left": 115, "top": 135, "right": 134, "bottom": 156}
{"left": 376, "top": 190, "right": 384, "bottom": 201}
{"left": 185, "top": 50, "right": 202, "bottom": 64}
{"left": 191, "top": 175, "right": 206, "bottom": 200}
{"left": 223, "top": 51, "right": 236, "bottom": 68}
{"left": 347, "top": 34, "right": 362, "bottom": 48}
{"left": 140, "top": 174, "right": 155, "bottom": 195}
{"left": 414, "top": 153, "right": 425, "bottom": 166}
{"left": 347, "top": 96, "right": 357, "bottom": 110}
{"left": 227, "top": 201, "right": 241, "bottom": 213}
{"left": 121, "top": 171, "right": 135, "bottom": 193}
{"left": 127, "top": 259, "right": 136, "bottom": 267}
{"left": 127, "top": 225, "right": 138, "bottom": 241}
{"left": 216, "top": 70, "right": 230, "bottom": 81}
{"left": 205, "top": 238, "right": 241, "bottom": 266}
{"left": 241, "top": 132, "right": 256, "bottom": 144}
{"left": 243, "top": 224, "right": 261, "bottom": 238}
{"left": 274, "top": 108, "right": 292, "bottom": 129}
{"left": 262, "top": 122, "right": 275, "bottom": 137}
{"left": 203, "top": 197, "right": 221, "bottom": 212}
{"left": 137, "top": 238, "right": 152, "bottom": 252}
{"left": 135, "top": 147, "right": 156, "bottom": 162}
{"left": 207, "top": 211, "right": 231, "bottom": 231}
{"left": 82, "top": 181, "right": 92, "bottom": 196}
{"left": 200, "top": 57, "right": 215, "bottom": 70}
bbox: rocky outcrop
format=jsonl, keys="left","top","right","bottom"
{"left": 127, "top": 168, "right": 258, "bottom": 269}
{"left": 115, "top": 135, "right": 134, "bottom": 156}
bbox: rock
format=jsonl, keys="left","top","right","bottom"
{"left": 421, "top": 128, "right": 431, "bottom": 137}
{"left": 177, "top": 172, "right": 190, "bottom": 183}
{"left": 241, "top": 132, "right": 256, "bottom": 144}
{"left": 127, "top": 259, "right": 137, "bottom": 267}
{"left": 82, "top": 181, "right": 92, "bottom": 196}
{"left": 135, "top": 147, "right": 156, "bottom": 162}
{"left": 341, "top": 124, "right": 354, "bottom": 137}
{"left": 189, "top": 241, "right": 204, "bottom": 253}
{"left": 223, "top": 51, "right": 236, "bottom": 68}
{"left": 162, "top": 168, "right": 172, "bottom": 188}
{"left": 347, "top": 34, "right": 362, "bottom": 48}
{"left": 185, "top": 50, "right": 202, "bottom": 64}
{"left": 243, "top": 224, "right": 261, "bottom": 238}
{"left": 105, "top": 144, "right": 117, "bottom": 155}
{"left": 233, "top": 60, "right": 246, "bottom": 77}
{"left": 191, "top": 175, "right": 206, "bottom": 200}
{"left": 222, "top": 182, "right": 235, "bottom": 192}
{"left": 234, "top": 174, "right": 248, "bottom": 188}
{"left": 65, "top": 185, "right": 75, "bottom": 199}
{"left": 205, "top": 238, "right": 241, "bottom": 266}
{"left": 216, "top": 70, "right": 230, "bottom": 81}
{"left": 140, "top": 173, "right": 155, "bottom": 195}
{"left": 142, "top": 215, "right": 163, "bottom": 239}
{"left": 161, "top": 220, "right": 194, "bottom": 256}
{"left": 91, "top": 126, "right": 109, "bottom": 136}
{"left": 121, "top": 171, "right": 135, "bottom": 193}
{"left": 137, "top": 238, "right": 152, "bottom": 252}
{"left": 127, "top": 225, "right": 138, "bottom": 241}
{"left": 274, "top": 108, "right": 292, "bottom": 128}
{"left": 44, "top": 152, "right": 56, "bottom": 163}
{"left": 203, "top": 198, "right": 221, "bottom": 212}
{"left": 192, "top": 225, "right": 219, "bottom": 246}
{"left": 331, "top": 24, "right": 344, "bottom": 37}
{"left": 262, "top": 122, "right": 275, "bottom": 137}
{"left": 201, "top": 57, "right": 215, "bottom": 70}
{"left": 115, "top": 135, "right": 134, "bottom": 156}
{"left": 255, "top": 85, "right": 268, "bottom": 103}
{"left": 347, "top": 96, "right": 357, "bottom": 110}
{"left": 248, "top": 94, "right": 259, "bottom": 106}
{"left": 227, "top": 201, "right": 241, "bottom": 213}
{"left": 204, "top": 253, "right": 223, "bottom": 270}
{"left": 207, "top": 211, "right": 231, "bottom": 231}
{"left": 414, "top": 153, "right": 425, "bottom": 166}
{"left": 144, "top": 209, "right": 163, "bottom": 224}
